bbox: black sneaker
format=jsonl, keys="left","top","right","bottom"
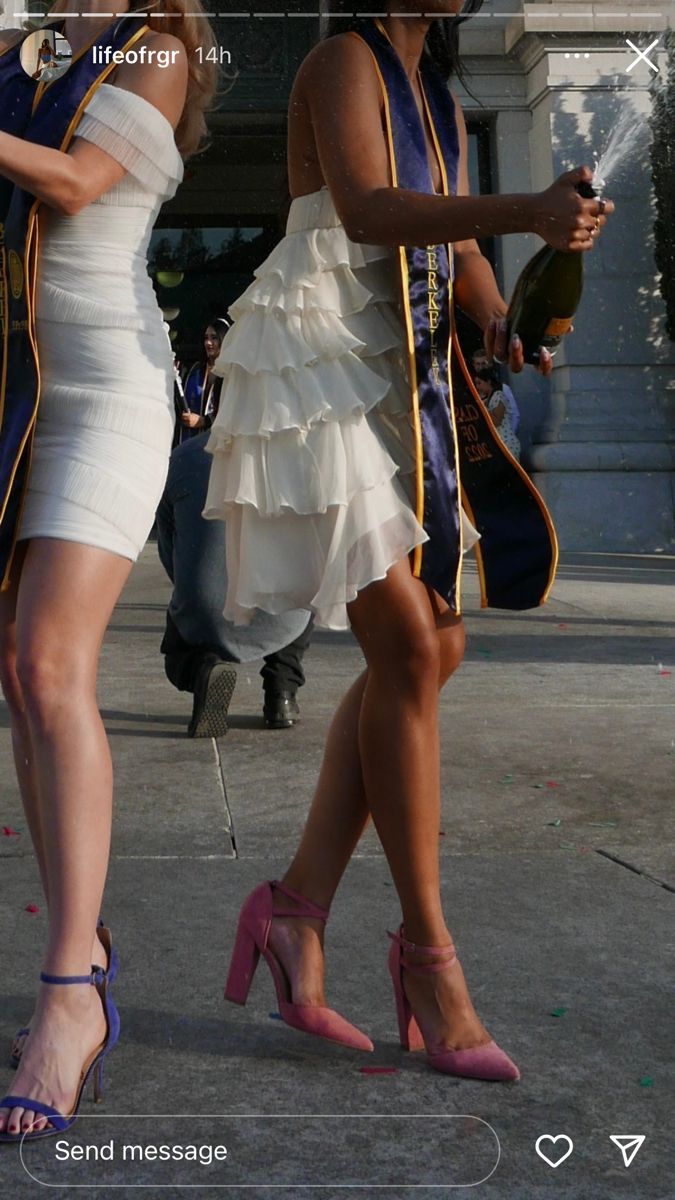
{"left": 263, "top": 690, "right": 300, "bottom": 730}
{"left": 187, "top": 656, "right": 237, "bottom": 738}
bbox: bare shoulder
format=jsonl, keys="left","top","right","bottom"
{"left": 0, "top": 29, "right": 23, "bottom": 51}
{"left": 112, "top": 32, "right": 188, "bottom": 128}
{"left": 138, "top": 30, "right": 187, "bottom": 65}
{"left": 294, "top": 31, "right": 380, "bottom": 102}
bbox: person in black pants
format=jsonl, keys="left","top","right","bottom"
{"left": 156, "top": 434, "right": 313, "bottom": 735}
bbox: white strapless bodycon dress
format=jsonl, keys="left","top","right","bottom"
{"left": 18, "top": 84, "right": 183, "bottom": 559}
{"left": 204, "top": 186, "right": 478, "bottom": 630}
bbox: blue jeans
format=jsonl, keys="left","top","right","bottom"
{"left": 156, "top": 434, "right": 312, "bottom": 694}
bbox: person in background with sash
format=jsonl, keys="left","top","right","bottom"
{"left": 471, "top": 344, "right": 521, "bottom": 438}
{"left": 472, "top": 361, "right": 521, "bottom": 461}
{"left": 0, "top": 1, "right": 217, "bottom": 1141}
{"left": 205, "top": 2, "right": 612, "bottom": 1080}
{"left": 177, "top": 317, "right": 230, "bottom": 442}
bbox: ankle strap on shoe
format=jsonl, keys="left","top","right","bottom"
{"left": 40, "top": 967, "right": 105, "bottom": 986}
{"left": 271, "top": 880, "right": 329, "bottom": 922}
{"left": 388, "top": 927, "right": 456, "bottom": 975}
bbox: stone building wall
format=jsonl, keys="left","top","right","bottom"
{"left": 460, "top": 2, "right": 674, "bottom": 552}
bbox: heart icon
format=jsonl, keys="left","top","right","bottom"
{"left": 535, "top": 1134, "right": 574, "bottom": 1168}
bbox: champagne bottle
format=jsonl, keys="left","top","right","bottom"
{"left": 506, "top": 181, "right": 596, "bottom": 365}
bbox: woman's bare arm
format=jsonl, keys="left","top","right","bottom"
{"left": 297, "top": 35, "right": 609, "bottom": 251}
{"left": 451, "top": 97, "right": 507, "bottom": 332}
{"left": 448, "top": 97, "right": 551, "bottom": 372}
{"left": 488, "top": 398, "right": 506, "bottom": 426}
{"left": 0, "top": 33, "right": 187, "bottom": 215}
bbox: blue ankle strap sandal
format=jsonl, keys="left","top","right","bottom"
{"left": 9, "top": 918, "right": 118, "bottom": 1070}
{"left": 0, "top": 965, "right": 120, "bottom": 1143}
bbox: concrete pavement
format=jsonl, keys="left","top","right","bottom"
{"left": 0, "top": 547, "right": 673, "bottom": 1198}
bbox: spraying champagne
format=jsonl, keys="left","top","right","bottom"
{"left": 506, "top": 180, "right": 601, "bottom": 365}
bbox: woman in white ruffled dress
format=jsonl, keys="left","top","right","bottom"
{"left": 0, "top": 1, "right": 216, "bottom": 1138}
{"left": 206, "top": 3, "right": 611, "bottom": 1080}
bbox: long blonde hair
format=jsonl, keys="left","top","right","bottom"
{"left": 44, "top": 0, "right": 219, "bottom": 157}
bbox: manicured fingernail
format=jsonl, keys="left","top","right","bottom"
{"left": 498, "top": 318, "right": 507, "bottom": 333}
{"left": 512, "top": 333, "right": 521, "bottom": 347}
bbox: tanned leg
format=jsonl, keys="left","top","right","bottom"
{"left": 0, "top": 546, "right": 110, "bottom": 1068}
{"left": 0, "top": 539, "right": 132, "bottom": 1136}
{"left": 268, "top": 560, "right": 487, "bottom": 1054}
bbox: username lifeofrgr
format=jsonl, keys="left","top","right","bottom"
{"left": 92, "top": 45, "right": 180, "bottom": 68}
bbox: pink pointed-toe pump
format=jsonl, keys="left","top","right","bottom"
{"left": 224, "top": 880, "right": 373, "bottom": 1052}
{"left": 388, "top": 927, "right": 520, "bottom": 1082}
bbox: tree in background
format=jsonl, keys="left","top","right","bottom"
{"left": 650, "top": 30, "right": 674, "bottom": 341}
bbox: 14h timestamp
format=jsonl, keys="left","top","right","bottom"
{"left": 195, "top": 46, "right": 232, "bottom": 66}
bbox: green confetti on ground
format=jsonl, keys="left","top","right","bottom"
{"left": 639, "top": 1076, "right": 653, "bottom": 1088}
{"left": 499, "top": 774, "right": 514, "bottom": 784}
{"left": 548, "top": 819, "right": 562, "bottom": 827}
{"left": 532, "top": 783, "right": 545, "bottom": 789}
{"left": 550, "top": 1007, "right": 567, "bottom": 1018}
{"left": 559, "top": 842, "right": 576, "bottom": 849}
{"left": 588, "top": 821, "right": 618, "bottom": 828}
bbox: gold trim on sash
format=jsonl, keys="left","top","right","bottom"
{"left": 452, "top": 334, "right": 560, "bottom": 607}
{"left": 352, "top": 22, "right": 427, "bottom": 580}
{"left": 4, "top": 216, "right": 42, "bottom": 572}
{"left": 0, "top": 225, "right": 8, "bottom": 431}
{"left": 1, "top": 22, "right": 151, "bottom": 589}
{"left": 416, "top": 72, "right": 465, "bottom": 612}
{"left": 457, "top": 485, "right": 487, "bottom": 601}
{"left": 33, "top": 21, "right": 149, "bottom": 111}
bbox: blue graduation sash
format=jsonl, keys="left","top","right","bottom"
{"left": 184, "top": 363, "right": 205, "bottom": 414}
{"left": 0, "top": 31, "right": 38, "bottom": 222}
{"left": 175, "top": 363, "right": 205, "bottom": 444}
{"left": 354, "top": 19, "right": 557, "bottom": 611}
{"left": 0, "top": 17, "right": 150, "bottom": 589}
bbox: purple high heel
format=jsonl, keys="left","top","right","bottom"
{"left": 0, "top": 965, "right": 121, "bottom": 1142}
{"left": 388, "top": 927, "right": 520, "bottom": 1081}
{"left": 9, "top": 917, "right": 118, "bottom": 1069}
{"left": 225, "top": 880, "right": 374, "bottom": 1052}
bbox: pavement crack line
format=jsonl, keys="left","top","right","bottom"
{"left": 212, "top": 737, "right": 238, "bottom": 858}
{"left": 596, "top": 848, "right": 675, "bottom": 894}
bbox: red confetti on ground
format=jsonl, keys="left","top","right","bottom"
{"left": 359, "top": 1067, "right": 398, "bottom": 1075}
{"left": 659, "top": 670, "right": 671, "bottom": 677}
{"left": 2, "top": 826, "right": 20, "bottom": 837}
{"left": 558, "top": 623, "right": 568, "bottom": 629}
{"left": 25, "top": 903, "right": 39, "bottom": 914}
{"left": 439, "top": 830, "right": 446, "bottom": 836}
{"left": 546, "top": 781, "right": 560, "bottom": 788}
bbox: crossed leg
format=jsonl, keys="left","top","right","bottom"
{"left": 267, "top": 556, "right": 490, "bottom": 1050}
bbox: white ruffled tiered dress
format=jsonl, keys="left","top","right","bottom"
{"left": 205, "top": 186, "right": 483, "bottom": 631}
{"left": 18, "top": 84, "right": 183, "bottom": 560}
{"left": 205, "top": 186, "right": 479, "bottom": 630}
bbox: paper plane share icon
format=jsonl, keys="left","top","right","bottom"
{"left": 609, "top": 1135, "right": 646, "bottom": 1167}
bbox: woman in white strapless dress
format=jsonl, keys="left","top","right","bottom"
{"left": 0, "top": 2, "right": 217, "bottom": 1139}
{"left": 205, "top": 5, "right": 610, "bottom": 1082}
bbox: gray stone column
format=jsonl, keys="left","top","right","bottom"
{"left": 507, "top": 9, "right": 675, "bottom": 553}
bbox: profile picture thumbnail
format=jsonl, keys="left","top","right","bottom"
{"left": 20, "top": 26, "right": 71, "bottom": 82}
